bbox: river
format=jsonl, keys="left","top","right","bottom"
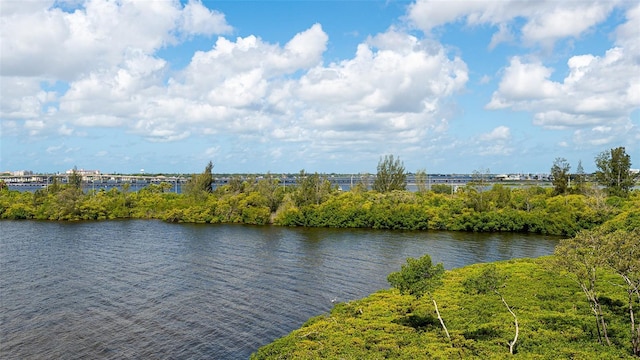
{"left": 0, "top": 220, "right": 559, "bottom": 359}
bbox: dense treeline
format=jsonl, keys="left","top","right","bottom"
{"left": 1, "top": 176, "right": 638, "bottom": 236}
{"left": 274, "top": 185, "right": 640, "bottom": 236}
{"left": 1, "top": 146, "right": 637, "bottom": 236}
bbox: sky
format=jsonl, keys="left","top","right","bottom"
{"left": 1, "top": 0, "right": 639, "bottom": 175}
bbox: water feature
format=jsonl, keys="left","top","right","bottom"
{"left": 0, "top": 220, "right": 558, "bottom": 359}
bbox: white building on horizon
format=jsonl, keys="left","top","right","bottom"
{"left": 66, "top": 168, "right": 101, "bottom": 176}
{"left": 11, "top": 170, "right": 34, "bottom": 176}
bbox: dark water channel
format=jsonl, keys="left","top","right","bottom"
{"left": 0, "top": 220, "right": 559, "bottom": 359}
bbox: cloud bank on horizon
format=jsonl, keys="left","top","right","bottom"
{"left": 1, "top": 0, "right": 638, "bottom": 174}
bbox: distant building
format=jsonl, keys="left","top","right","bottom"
{"left": 12, "top": 170, "right": 33, "bottom": 176}
{"left": 66, "top": 169, "right": 100, "bottom": 176}
{"left": 495, "top": 174, "right": 524, "bottom": 181}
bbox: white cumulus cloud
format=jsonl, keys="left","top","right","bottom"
{"left": 486, "top": 4, "right": 639, "bottom": 147}
{"left": 102, "top": 26, "right": 468, "bottom": 148}
{"left": 475, "top": 126, "right": 513, "bottom": 156}
{"left": 178, "top": 0, "right": 233, "bottom": 36}
{"left": 408, "top": 0, "right": 622, "bottom": 49}
{"left": 488, "top": 46, "right": 638, "bottom": 133}
{"left": 479, "top": 126, "right": 511, "bottom": 141}
{"left": 0, "top": 0, "right": 231, "bottom": 80}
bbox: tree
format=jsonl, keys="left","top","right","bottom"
{"left": 463, "top": 264, "right": 519, "bottom": 354}
{"left": 415, "top": 169, "right": 428, "bottom": 193}
{"left": 256, "top": 173, "right": 285, "bottom": 213}
{"left": 184, "top": 161, "right": 214, "bottom": 198}
{"left": 227, "top": 175, "right": 244, "bottom": 193}
{"left": 602, "top": 229, "right": 640, "bottom": 355}
{"left": 551, "top": 157, "right": 571, "bottom": 195}
{"left": 373, "top": 155, "right": 406, "bottom": 193}
{"left": 467, "top": 168, "right": 491, "bottom": 212}
{"left": 202, "top": 161, "right": 214, "bottom": 192}
{"left": 357, "top": 172, "right": 370, "bottom": 191}
{"left": 293, "top": 170, "right": 333, "bottom": 207}
{"left": 595, "top": 147, "right": 636, "bottom": 197}
{"left": 554, "top": 229, "right": 610, "bottom": 345}
{"left": 69, "top": 166, "right": 83, "bottom": 190}
{"left": 573, "top": 160, "right": 586, "bottom": 194}
{"left": 388, "top": 254, "right": 450, "bottom": 342}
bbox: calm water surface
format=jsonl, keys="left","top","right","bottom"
{"left": 0, "top": 220, "right": 559, "bottom": 359}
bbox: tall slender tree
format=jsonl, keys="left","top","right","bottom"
{"left": 555, "top": 229, "right": 610, "bottom": 345}
{"left": 602, "top": 229, "right": 640, "bottom": 356}
{"left": 69, "top": 166, "right": 83, "bottom": 190}
{"left": 415, "top": 168, "right": 428, "bottom": 193}
{"left": 468, "top": 168, "right": 491, "bottom": 212}
{"left": 551, "top": 157, "right": 571, "bottom": 195}
{"left": 373, "top": 155, "right": 406, "bottom": 193}
{"left": 202, "top": 161, "right": 214, "bottom": 193}
{"left": 464, "top": 264, "right": 519, "bottom": 354}
{"left": 573, "top": 160, "right": 586, "bottom": 194}
{"left": 184, "top": 161, "right": 214, "bottom": 197}
{"left": 595, "top": 147, "right": 636, "bottom": 197}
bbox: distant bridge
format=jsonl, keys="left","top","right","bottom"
{"left": 1, "top": 174, "right": 188, "bottom": 186}
{"left": 2, "top": 173, "right": 549, "bottom": 192}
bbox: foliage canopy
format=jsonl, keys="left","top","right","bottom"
{"left": 373, "top": 154, "right": 406, "bottom": 192}
{"left": 184, "top": 161, "right": 214, "bottom": 197}
{"left": 595, "top": 146, "right": 636, "bottom": 197}
{"left": 387, "top": 254, "right": 444, "bottom": 299}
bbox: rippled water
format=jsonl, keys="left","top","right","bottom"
{"left": 0, "top": 220, "right": 558, "bottom": 359}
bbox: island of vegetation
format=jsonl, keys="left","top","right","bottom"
{"left": 1, "top": 146, "right": 638, "bottom": 358}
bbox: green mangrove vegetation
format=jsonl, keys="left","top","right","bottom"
{"left": 1, "top": 146, "right": 638, "bottom": 238}
{"left": 2, "top": 173, "right": 638, "bottom": 236}
{"left": 252, "top": 230, "right": 640, "bottom": 358}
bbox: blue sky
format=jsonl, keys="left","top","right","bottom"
{"left": 1, "top": 0, "right": 638, "bottom": 175}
